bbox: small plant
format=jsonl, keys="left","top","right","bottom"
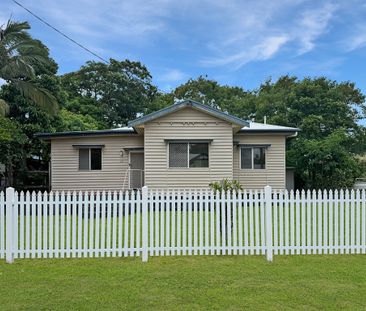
{"left": 209, "top": 179, "right": 243, "bottom": 193}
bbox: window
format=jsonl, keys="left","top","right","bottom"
{"left": 169, "top": 142, "right": 209, "bottom": 168}
{"left": 79, "top": 148, "right": 102, "bottom": 170}
{"left": 240, "top": 147, "right": 266, "bottom": 169}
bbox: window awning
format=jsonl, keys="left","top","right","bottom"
{"left": 235, "top": 143, "right": 271, "bottom": 148}
{"left": 164, "top": 139, "right": 213, "bottom": 144}
{"left": 72, "top": 144, "right": 105, "bottom": 149}
{"left": 122, "top": 147, "right": 144, "bottom": 151}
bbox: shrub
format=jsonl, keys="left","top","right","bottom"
{"left": 209, "top": 179, "right": 243, "bottom": 193}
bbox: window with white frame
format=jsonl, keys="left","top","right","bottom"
{"left": 79, "top": 148, "right": 102, "bottom": 170}
{"left": 169, "top": 142, "right": 209, "bottom": 168}
{"left": 240, "top": 147, "right": 266, "bottom": 169}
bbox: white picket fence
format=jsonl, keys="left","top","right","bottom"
{"left": 1, "top": 186, "right": 366, "bottom": 263}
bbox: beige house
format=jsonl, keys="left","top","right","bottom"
{"left": 38, "top": 100, "right": 299, "bottom": 190}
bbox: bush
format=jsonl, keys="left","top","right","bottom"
{"left": 209, "top": 179, "right": 243, "bottom": 193}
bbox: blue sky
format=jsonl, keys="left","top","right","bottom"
{"left": 2, "top": 0, "right": 366, "bottom": 95}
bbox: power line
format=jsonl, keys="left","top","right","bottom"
{"left": 10, "top": 0, "right": 167, "bottom": 94}
{"left": 11, "top": 0, "right": 109, "bottom": 63}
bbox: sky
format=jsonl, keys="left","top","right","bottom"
{"left": 1, "top": 0, "right": 366, "bottom": 95}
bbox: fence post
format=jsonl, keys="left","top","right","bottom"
{"left": 141, "top": 186, "right": 149, "bottom": 262}
{"left": 6, "top": 187, "right": 15, "bottom": 264}
{"left": 265, "top": 185, "right": 273, "bottom": 262}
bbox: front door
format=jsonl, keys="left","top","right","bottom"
{"left": 130, "top": 152, "right": 144, "bottom": 189}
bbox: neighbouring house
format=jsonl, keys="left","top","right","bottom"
{"left": 37, "top": 100, "right": 299, "bottom": 190}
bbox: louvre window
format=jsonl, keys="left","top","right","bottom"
{"left": 79, "top": 148, "right": 102, "bottom": 170}
{"left": 169, "top": 143, "right": 209, "bottom": 168}
{"left": 240, "top": 147, "right": 266, "bottom": 169}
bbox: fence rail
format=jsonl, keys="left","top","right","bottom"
{"left": 1, "top": 186, "right": 366, "bottom": 263}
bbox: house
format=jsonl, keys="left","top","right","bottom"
{"left": 37, "top": 100, "right": 299, "bottom": 190}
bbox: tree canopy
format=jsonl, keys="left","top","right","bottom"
{"left": 1, "top": 19, "right": 365, "bottom": 190}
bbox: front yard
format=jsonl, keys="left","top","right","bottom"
{"left": 0, "top": 255, "right": 365, "bottom": 310}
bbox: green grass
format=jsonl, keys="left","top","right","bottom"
{"left": 1, "top": 255, "right": 366, "bottom": 310}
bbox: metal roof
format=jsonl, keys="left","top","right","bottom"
{"left": 128, "top": 99, "right": 249, "bottom": 127}
{"left": 36, "top": 127, "right": 136, "bottom": 139}
{"left": 239, "top": 122, "right": 300, "bottom": 134}
{"left": 36, "top": 103, "right": 300, "bottom": 139}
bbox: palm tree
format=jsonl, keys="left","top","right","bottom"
{"left": 0, "top": 20, "right": 57, "bottom": 116}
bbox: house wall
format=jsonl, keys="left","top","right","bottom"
{"left": 233, "top": 134, "right": 286, "bottom": 189}
{"left": 144, "top": 107, "right": 234, "bottom": 188}
{"left": 50, "top": 135, "right": 143, "bottom": 190}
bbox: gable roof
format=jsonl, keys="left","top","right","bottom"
{"left": 128, "top": 99, "right": 249, "bottom": 128}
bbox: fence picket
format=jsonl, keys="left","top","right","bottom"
{"left": 199, "top": 190, "right": 204, "bottom": 256}
{"left": 356, "top": 189, "right": 361, "bottom": 254}
{"left": 84, "top": 192, "right": 90, "bottom": 257}
{"left": 204, "top": 190, "right": 209, "bottom": 255}
{"left": 340, "top": 189, "right": 345, "bottom": 254}
{"left": 215, "top": 191, "right": 220, "bottom": 255}
{"left": 306, "top": 190, "right": 311, "bottom": 254}
{"left": 25, "top": 192, "right": 30, "bottom": 258}
{"left": 95, "top": 191, "right": 101, "bottom": 257}
{"left": 72, "top": 191, "right": 77, "bottom": 258}
{"left": 329, "top": 190, "right": 333, "bottom": 255}
{"left": 238, "top": 191, "right": 243, "bottom": 256}
{"left": 362, "top": 189, "right": 366, "bottom": 254}
{"left": 172, "top": 190, "right": 176, "bottom": 256}
{"left": 182, "top": 191, "right": 187, "bottom": 256}
{"left": 227, "top": 191, "right": 232, "bottom": 255}
{"left": 351, "top": 190, "right": 355, "bottom": 254}
{"left": 221, "top": 191, "right": 226, "bottom": 255}
{"left": 136, "top": 190, "right": 141, "bottom": 257}
{"left": 19, "top": 192, "right": 24, "bottom": 258}
{"left": 295, "top": 190, "right": 300, "bottom": 255}
{"left": 188, "top": 191, "right": 192, "bottom": 256}
{"left": 0, "top": 192, "right": 4, "bottom": 259}
{"left": 312, "top": 190, "right": 317, "bottom": 254}
{"left": 232, "top": 191, "right": 238, "bottom": 255}
{"left": 124, "top": 191, "right": 129, "bottom": 257}
{"left": 177, "top": 190, "right": 181, "bottom": 256}
{"left": 210, "top": 190, "right": 215, "bottom": 256}
{"left": 249, "top": 190, "right": 254, "bottom": 255}
{"left": 273, "top": 190, "right": 278, "bottom": 255}
{"left": 334, "top": 190, "right": 339, "bottom": 255}
{"left": 301, "top": 190, "right": 306, "bottom": 255}
{"left": 166, "top": 191, "right": 171, "bottom": 256}
{"left": 193, "top": 191, "right": 198, "bottom": 255}
{"left": 130, "top": 191, "right": 135, "bottom": 257}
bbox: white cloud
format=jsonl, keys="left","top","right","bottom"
{"left": 295, "top": 3, "right": 337, "bottom": 54}
{"left": 202, "top": 35, "right": 289, "bottom": 68}
{"left": 201, "top": 1, "right": 338, "bottom": 68}
{"left": 348, "top": 33, "right": 366, "bottom": 51}
{"left": 158, "top": 69, "right": 188, "bottom": 82}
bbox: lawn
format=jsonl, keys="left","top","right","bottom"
{"left": 0, "top": 255, "right": 366, "bottom": 310}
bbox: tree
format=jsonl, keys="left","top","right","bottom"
{"left": 0, "top": 20, "right": 58, "bottom": 115}
{"left": 170, "top": 76, "right": 255, "bottom": 119}
{"left": 162, "top": 75, "right": 366, "bottom": 188}
{"left": 59, "top": 109, "right": 100, "bottom": 131}
{"left": 248, "top": 76, "right": 366, "bottom": 188}
{"left": 61, "top": 59, "right": 157, "bottom": 127}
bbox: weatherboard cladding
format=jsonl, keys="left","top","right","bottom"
{"left": 233, "top": 134, "right": 286, "bottom": 189}
{"left": 51, "top": 135, "right": 143, "bottom": 190}
{"left": 144, "top": 107, "right": 234, "bottom": 188}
